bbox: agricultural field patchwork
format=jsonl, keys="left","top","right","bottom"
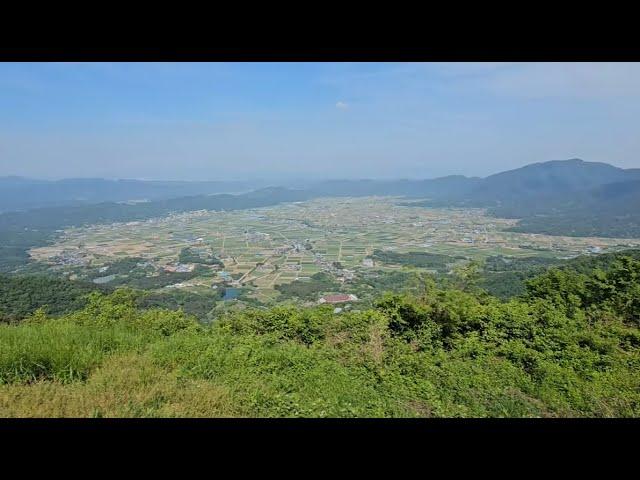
{"left": 29, "top": 197, "right": 639, "bottom": 301}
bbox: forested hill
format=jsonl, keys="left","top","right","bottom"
{"left": 469, "top": 159, "right": 637, "bottom": 206}
{"left": 398, "top": 159, "right": 640, "bottom": 238}
{"left": 480, "top": 249, "right": 640, "bottom": 299}
{"left": 302, "top": 159, "right": 639, "bottom": 203}
{"left": 303, "top": 160, "right": 640, "bottom": 238}
{"left": 0, "top": 274, "right": 111, "bottom": 322}
{"left": 5, "top": 159, "right": 638, "bottom": 221}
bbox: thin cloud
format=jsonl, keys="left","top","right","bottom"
{"left": 475, "top": 63, "right": 640, "bottom": 100}
{"left": 336, "top": 101, "right": 349, "bottom": 110}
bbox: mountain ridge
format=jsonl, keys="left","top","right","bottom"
{"left": 2, "top": 158, "right": 639, "bottom": 237}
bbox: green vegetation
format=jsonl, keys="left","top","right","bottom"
{"left": 372, "top": 249, "right": 465, "bottom": 273}
{"left": 178, "top": 247, "right": 224, "bottom": 266}
{"left": 479, "top": 256, "right": 563, "bottom": 299}
{"left": 509, "top": 212, "right": 640, "bottom": 238}
{"left": 0, "top": 230, "right": 53, "bottom": 273}
{"left": 484, "top": 255, "right": 562, "bottom": 272}
{"left": 0, "top": 273, "right": 224, "bottom": 324}
{"left": 85, "top": 257, "right": 148, "bottom": 280}
{"left": 1, "top": 255, "right": 639, "bottom": 417}
{"left": 0, "top": 274, "right": 111, "bottom": 323}
{"left": 78, "top": 257, "right": 213, "bottom": 290}
{"left": 135, "top": 289, "right": 224, "bottom": 320}
{"left": 479, "top": 250, "right": 640, "bottom": 300}
{"left": 401, "top": 160, "right": 640, "bottom": 238}
{"left": 351, "top": 270, "right": 428, "bottom": 301}
{"left": 275, "top": 272, "right": 340, "bottom": 301}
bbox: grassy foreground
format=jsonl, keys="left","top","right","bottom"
{"left": 1, "top": 258, "right": 639, "bottom": 417}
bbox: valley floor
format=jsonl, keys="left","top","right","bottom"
{"left": 26, "top": 197, "right": 638, "bottom": 304}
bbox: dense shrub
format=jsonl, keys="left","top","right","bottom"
{"left": 0, "top": 255, "right": 639, "bottom": 417}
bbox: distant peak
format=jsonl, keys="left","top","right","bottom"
{"left": 517, "top": 158, "right": 622, "bottom": 171}
{"left": 536, "top": 158, "right": 584, "bottom": 166}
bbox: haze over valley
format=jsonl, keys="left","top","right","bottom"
{"left": 2, "top": 62, "right": 640, "bottom": 418}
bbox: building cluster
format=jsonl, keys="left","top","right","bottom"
{"left": 163, "top": 263, "right": 196, "bottom": 273}
{"left": 273, "top": 242, "right": 306, "bottom": 255}
{"left": 283, "top": 264, "right": 302, "bottom": 271}
{"left": 50, "top": 249, "right": 91, "bottom": 267}
{"left": 245, "top": 232, "right": 271, "bottom": 244}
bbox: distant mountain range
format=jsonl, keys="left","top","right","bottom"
{"left": 390, "top": 159, "right": 640, "bottom": 237}
{"left": 468, "top": 158, "right": 640, "bottom": 204}
{"left": 292, "top": 159, "right": 639, "bottom": 238}
{"left": 0, "top": 177, "right": 266, "bottom": 213}
{"left": 303, "top": 158, "right": 639, "bottom": 203}
{"left": 2, "top": 159, "right": 639, "bottom": 238}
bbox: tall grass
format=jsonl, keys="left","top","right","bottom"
{"left": 0, "top": 291, "right": 199, "bottom": 384}
{"left": 1, "top": 288, "right": 639, "bottom": 418}
{"left": 150, "top": 331, "right": 408, "bottom": 417}
{"left": 0, "top": 320, "right": 145, "bottom": 383}
{"left": 0, "top": 353, "right": 234, "bottom": 417}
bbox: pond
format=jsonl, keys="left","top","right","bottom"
{"left": 222, "top": 288, "right": 240, "bottom": 300}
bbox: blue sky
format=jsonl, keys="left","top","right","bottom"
{"left": 1, "top": 62, "right": 640, "bottom": 180}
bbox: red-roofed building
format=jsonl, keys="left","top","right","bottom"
{"left": 318, "top": 294, "right": 358, "bottom": 304}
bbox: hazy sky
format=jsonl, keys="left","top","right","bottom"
{"left": 1, "top": 62, "right": 640, "bottom": 181}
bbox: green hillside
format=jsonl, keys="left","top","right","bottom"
{"left": 1, "top": 254, "right": 638, "bottom": 417}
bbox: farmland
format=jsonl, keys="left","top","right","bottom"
{"left": 29, "top": 197, "right": 639, "bottom": 303}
